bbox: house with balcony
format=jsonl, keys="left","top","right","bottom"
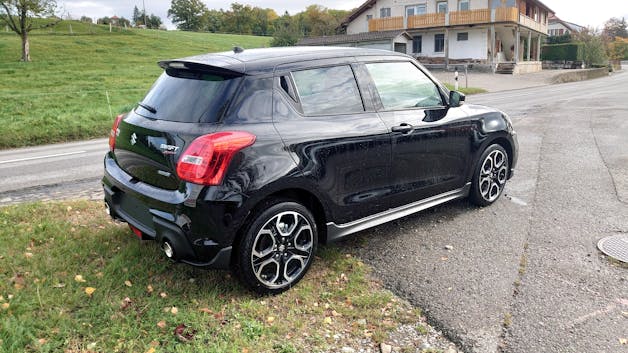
{"left": 548, "top": 14, "right": 585, "bottom": 37}
{"left": 298, "top": 0, "right": 554, "bottom": 74}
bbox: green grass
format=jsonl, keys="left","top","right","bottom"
{"left": 0, "top": 201, "right": 423, "bottom": 352}
{"left": 0, "top": 20, "right": 271, "bottom": 149}
{"left": 444, "top": 83, "right": 487, "bottom": 95}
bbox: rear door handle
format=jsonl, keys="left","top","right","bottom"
{"left": 391, "top": 123, "right": 413, "bottom": 133}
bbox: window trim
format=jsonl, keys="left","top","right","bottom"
{"left": 457, "top": 32, "right": 469, "bottom": 41}
{"left": 380, "top": 7, "right": 391, "bottom": 18}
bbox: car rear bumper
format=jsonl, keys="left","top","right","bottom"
{"left": 102, "top": 154, "right": 232, "bottom": 269}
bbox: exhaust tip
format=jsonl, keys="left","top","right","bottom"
{"left": 162, "top": 241, "right": 175, "bottom": 259}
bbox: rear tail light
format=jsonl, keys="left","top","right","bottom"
{"left": 176, "top": 131, "right": 256, "bottom": 185}
{"left": 109, "top": 114, "right": 125, "bottom": 151}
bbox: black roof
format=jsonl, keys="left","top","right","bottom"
{"left": 159, "top": 46, "right": 405, "bottom": 75}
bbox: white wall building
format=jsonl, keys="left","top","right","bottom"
{"left": 298, "top": 0, "right": 555, "bottom": 73}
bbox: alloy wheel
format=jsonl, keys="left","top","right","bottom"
{"left": 478, "top": 149, "right": 508, "bottom": 202}
{"left": 250, "top": 211, "right": 314, "bottom": 289}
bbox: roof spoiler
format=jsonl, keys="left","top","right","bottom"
{"left": 158, "top": 60, "right": 245, "bottom": 77}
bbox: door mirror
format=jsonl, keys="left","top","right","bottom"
{"left": 449, "top": 90, "right": 465, "bottom": 108}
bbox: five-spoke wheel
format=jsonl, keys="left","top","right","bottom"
{"left": 237, "top": 200, "right": 317, "bottom": 294}
{"left": 470, "top": 144, "right": 510, "bottom": 206}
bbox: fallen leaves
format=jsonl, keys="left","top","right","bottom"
{"left": 74, "top": 275, "right": 86, "bottom": 283}
{"left": 173, "top": 323, "right": 196, "bottom": 342}
{"left": 124, "top": 280, "right": 132, "bottom": 287}
{"left": 170, "top": 306, "right": 178, "bottom": 315}
{"left": 266, "top": 316, "right": 275, "bottom": 324}
{"left": 620, "top": 338, "right": 627, "bottom": 345}
{"left": 324, "top": 317, "right": 332, "bottom": 324}
{"left": 120, "top": 297, "right": 132, "bottom": 310}
{"left": 1, "top": 303, "right": 9, "bottom": 310}
{"left": 85, "top": 287, "right": 96, "bottom": 297}
{"left": 147, "top": 285, "right": 154, "bottom": 294}
{"left": 156, "top": 320, "right": 167, "bottom": 329}
{"left": 159, "top": 292, "right": 168, "bottom": 298}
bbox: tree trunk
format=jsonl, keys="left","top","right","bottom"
{"left": 21, "top": 31, "right": 30, "bottom": 62}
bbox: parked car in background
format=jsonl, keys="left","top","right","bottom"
{"left": 103, "top": 47, "right": 518, "bottom": 294}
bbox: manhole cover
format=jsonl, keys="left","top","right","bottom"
{"left": 597, "top": 234, "right": 628, "bottom": 263}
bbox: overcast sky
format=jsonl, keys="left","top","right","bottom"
{"left": 59, "top": 0, "right": 627, "bottom": 30}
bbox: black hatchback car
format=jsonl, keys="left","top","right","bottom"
{"left": 103, "top": 47, "right": 517, "bottom": 294}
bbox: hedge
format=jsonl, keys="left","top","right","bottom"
{"left": 541, "top": 43, "right": 584, "bottom": 61}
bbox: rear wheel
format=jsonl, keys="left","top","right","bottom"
{"left": 236, "top": 200, "right": 317, "bottom": 294}
{"left": 470, "top": 144, "right": 509, "bottom": 206}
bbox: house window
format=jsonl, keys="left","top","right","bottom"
{"left": 380, "top": 7, "right": 391, "bottom": 18}
{"left": 434, "top": 33, "right": 445, "bottom": 52}
{"left": 457, "top": 32, "right": 469, "bottom": 41}
{"left": 459, "top": 0, "right": 470, "bottom": 11}
{"left": 437, "top": 1, "right": 448, "bottom": 13}
{"left": 412, "top": 35, "right": 422, "bottom": 53}
{"left": 406, "top": 4, "right": 427, "bottom": 17}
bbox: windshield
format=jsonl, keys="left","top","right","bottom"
{"left": 137, "top": 68, "right": 241, "bottom": 123}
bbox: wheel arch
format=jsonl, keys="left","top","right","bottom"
{"left": 230, "top": 187, "right": 329, "bottom": 268}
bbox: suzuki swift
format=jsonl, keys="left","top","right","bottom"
{"left": 103, "top": 47, "right": 518, "bottom": 294}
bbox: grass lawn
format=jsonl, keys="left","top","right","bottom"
{"left": 0, "top": 21, "right": 271, "bottom": 149}
{"left": 0, "top": 201, "right": 424, "bottom": 352}
{"left": 443, "top": 83, "right": 487, "bottom": 95}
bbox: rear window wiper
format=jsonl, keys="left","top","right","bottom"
{"left": 137, "top": 102, "right": 157, "bottom": 114}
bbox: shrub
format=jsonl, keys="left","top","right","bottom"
{"left": 541, "top": 43, "right": 584, "bottom": 61}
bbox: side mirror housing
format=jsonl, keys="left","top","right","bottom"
{"left": 449, "top": 90, "right": 466, "bottom": 108}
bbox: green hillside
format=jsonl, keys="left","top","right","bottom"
{"left": 0, "top": 20, "right": 271, "bottom": 149}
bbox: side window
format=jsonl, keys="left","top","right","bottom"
{"left": 365, "top": 62, "right": 443, "bottom": 110}
{"left": 292, "top": 66, "right": 364, "bottom": 116}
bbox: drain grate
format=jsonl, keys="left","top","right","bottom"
{"left": 597, "top": 234, "right": 628, "bottom": 263}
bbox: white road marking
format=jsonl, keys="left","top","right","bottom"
{"left": 0, "top": 151, "right": 87, "bottom": 165}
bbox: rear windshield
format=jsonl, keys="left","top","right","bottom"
{"left": 136, "top": 68, "right": 241, "bottom": 123}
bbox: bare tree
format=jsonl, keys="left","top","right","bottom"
{"left": 0, "top": 0, "right": 58, "bottom": 61}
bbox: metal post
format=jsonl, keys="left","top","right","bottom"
{"left": 465, "top": 65, "right": 468, "bottom": 88}
{"left": 454, "top": 69, "right": 459, "bottom": 90}
{"left": 143, "top": 0, "right": 147, "bottom": 27}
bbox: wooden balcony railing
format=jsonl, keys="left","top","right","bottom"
{"left": 494, "top": 7, "right": 519, "bottom": 22}
{"left": 368, "top": 16, "right": 403, "bottom": 32}
{"left": 519, "top": 14, "right": 546, "bottom": 33}
{"left": 367, "top": 7, "right": 547, "bottom": 34}
{"left": 407, "top": 13, "right": 445, "bottom": 28}
{"left": 449, "top": 8, "right": 490, "bottom": 25}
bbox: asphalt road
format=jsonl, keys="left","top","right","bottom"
{"left": 1, "top": 71, "right": 626, "bottom": 353}
{"left": 349, "top": 71, "right": 628, "bottom": 353}
{"left": 0, "top": 138, "right": 106, "bottom": 204}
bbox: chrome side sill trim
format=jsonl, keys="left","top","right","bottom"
{"left": 326, "top": 183, "right": 471, "bottom": 242}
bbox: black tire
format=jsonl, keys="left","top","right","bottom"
{"left": 469, "top": 144, "right": 509, "bottom": 207}
{"left": 236, "top": 199, "right": 318, "bottom": 294}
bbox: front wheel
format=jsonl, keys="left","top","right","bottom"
{"left": 469, "top": 144, "right": 509, "bottom": 206}
{"left": 236, "top": 200, "right": 318, "bottom": 294}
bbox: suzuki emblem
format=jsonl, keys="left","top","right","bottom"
{"left": 130, "top": 133, "right": 137, "bottom": 145}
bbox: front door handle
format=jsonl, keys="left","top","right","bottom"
{"left": 391, "top": 123, "right": 413, "bottom": 133}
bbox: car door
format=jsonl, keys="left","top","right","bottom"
{"left": 362, "top": 60, "right": 474, "bottom": 209}
{"left": 272, "top": 61, "right": 392, "bottom": 225}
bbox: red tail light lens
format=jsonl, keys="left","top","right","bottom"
{"left": 176, "top": 131, "right": 256, "bottom": 185}
{"left": 109, "top": 114, "right": 125, "bottom": 151}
